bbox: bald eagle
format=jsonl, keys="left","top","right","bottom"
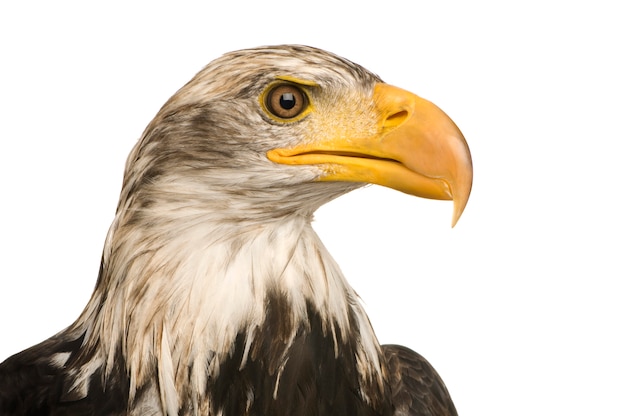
{"left": 0, "top": 45, "right": 471, "bottom": 415}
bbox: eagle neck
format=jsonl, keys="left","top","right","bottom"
{"left": 76, "top": 213, "right": 385, "bottom": 414}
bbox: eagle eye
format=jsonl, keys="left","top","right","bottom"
{"left": 265, "top": 84, "right": 308, "bottom": 119}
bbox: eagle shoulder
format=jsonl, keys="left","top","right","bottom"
{"left": 382, "top": 344, "right": 458, "bottom": 416}
{"left": 0, "top": 332, "right": 131, "bottom": 416}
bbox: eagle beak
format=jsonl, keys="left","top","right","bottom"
{"left": 267, "top": 83, "right": 473, "bottom": 227}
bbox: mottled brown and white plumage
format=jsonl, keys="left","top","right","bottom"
{"left": 0, "top": 45, "right": 472, "bottom": 415}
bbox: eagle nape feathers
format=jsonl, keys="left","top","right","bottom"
{"left": 0, "top": 45, "right": 472, "bottom": 416}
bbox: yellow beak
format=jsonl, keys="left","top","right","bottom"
{"left": 267, "top": 83, "right": 473, "bottom": 226}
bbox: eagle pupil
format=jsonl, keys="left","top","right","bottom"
{"left": 279, "top": 93, "right": 296, "bottom": 110}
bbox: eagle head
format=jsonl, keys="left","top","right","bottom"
{"left": 120, "top": 45, "right": 471, "bottom": 226}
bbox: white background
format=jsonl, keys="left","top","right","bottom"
{"left": 1, "top": 1, "right": 624, "bottom": 415}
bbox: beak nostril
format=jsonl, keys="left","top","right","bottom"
{"left": 384, "top": 110, "right": 409, "bottom": 128}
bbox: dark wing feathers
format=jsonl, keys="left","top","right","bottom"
{"left": 0, "top": 333, "right": 131, "bottom": 416}
{"left": 0, "top": 335, "right": 75, "bottom": 415}
{"left": 383, "top": 344, "right": 458, "bottom": 416}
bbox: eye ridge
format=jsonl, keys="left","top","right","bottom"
{"left": 266, "top": 84, "right": 307, "bottom": 119}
